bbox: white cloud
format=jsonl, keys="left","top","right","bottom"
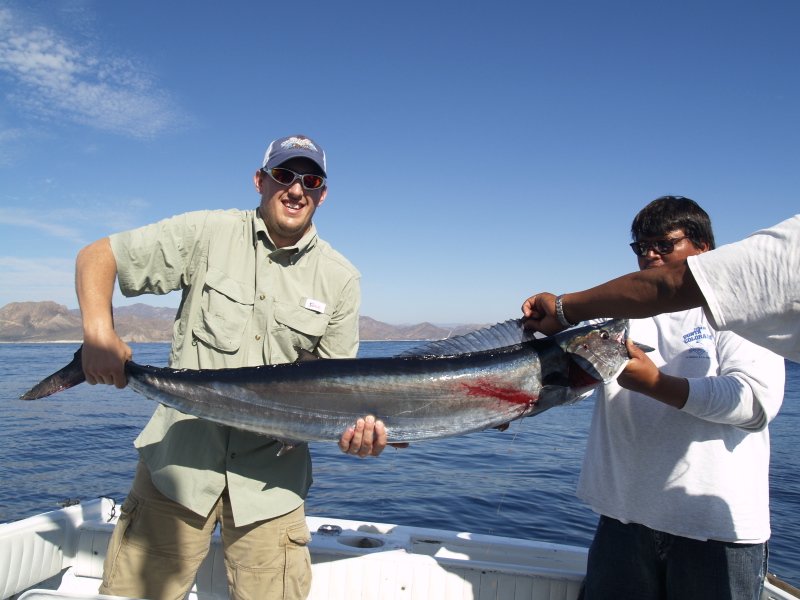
{"left": 0, "top": 6, "right": 186, "bottom": 139}
{"left": 0, "top": 255, "right": 181, "bottom": 310}
{"left": 0, "top": 206, "right": 86, "bottom": 244}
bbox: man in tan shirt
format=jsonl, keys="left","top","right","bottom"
{"left": 76, "top": 135, "right": 388, "bottom": 600}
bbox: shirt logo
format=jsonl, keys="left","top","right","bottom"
{"left": 304, "top": 298, "right": 326, "bottom": 313}
{"left": 682, "top": 326, "right": 713, "bottom": 359}
{"left": 282, "top": 137, "right": 318, "bottom": 152}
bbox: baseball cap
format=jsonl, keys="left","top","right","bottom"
{"left": 262, "top": 135, "right": 327, "bottom": 177}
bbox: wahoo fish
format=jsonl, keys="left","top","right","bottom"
{"left": 20, "top": 319, "right": 641, "bottom": 451}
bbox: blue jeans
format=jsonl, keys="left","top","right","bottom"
{"left": 579, "top": 516, "right": 768, "bottom": 600}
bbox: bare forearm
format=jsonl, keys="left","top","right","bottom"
{"left": 562, "top": 261, "right": 707, "bottom": 324}
{"left": 620, "top": 371, "right": 690, "bottom": 409}
{"left": 75, "top": 238, "right": 118, "bottom": 340}
{"left": 75, "top": 238, "right": 131, "bottom": 387}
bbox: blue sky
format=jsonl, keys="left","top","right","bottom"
{"left": 1, "top": 0, "right": 798, "bottom": 325}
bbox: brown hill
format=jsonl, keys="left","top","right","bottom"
{"left": 0, "top": 301, "right": 173, "bottom": 343}
{"left": 0, "top": 301, "right": 489, "bottom": 343}
{"left": 0, "top": 301, "right": 83, "bottom": 342}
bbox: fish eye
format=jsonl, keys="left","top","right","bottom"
{"left": 599, "top": 331, "right": 610, "bottom": 340}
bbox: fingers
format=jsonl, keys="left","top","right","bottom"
{"left": 625, "top": 337, "right": 644, "bottom": 358}
{"left": 337, "top": 427, "right": 354, "bottom": 453}
{"left": 351, "top": 417, "right": 369, "bottom": 454}
{"left": 369, "top": 420, "right": 388, "bottom": 457}
{"left": 520, "top": 293, "right": 564, "bottom": 336}
{"left": 82, "top": 332, "right": 131, "bottom": 389}
{"left": 338, "top": 416, "right": 397, "bottom": 458}
{"left": 521, "top": 295, "right": 539, "bottom": 318}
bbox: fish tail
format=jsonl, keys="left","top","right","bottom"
{"left": 19, "top": 346, "right": 86, "bottom": 400}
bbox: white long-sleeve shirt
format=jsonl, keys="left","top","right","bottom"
{"left": 577, "top": 309, "right": 785, "bottom": 543}
{"left": 689, "top": 214, "right": 800, "bottom": 363}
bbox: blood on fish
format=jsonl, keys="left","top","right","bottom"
{"left": 461, "top": 380, "right": 538, "bottom": 407}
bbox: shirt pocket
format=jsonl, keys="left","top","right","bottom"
{"left": 272, "top": 301, "right": 331, "bottom": 359}
{"left": 192, "top": 266, "right": 255, "bottom": 353}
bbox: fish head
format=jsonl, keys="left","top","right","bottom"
{"left": 558, "top": 319, "right": 631, "bottom": 389}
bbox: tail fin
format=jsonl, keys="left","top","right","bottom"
{"left": 19, "top": 346, "right": 86, "bottom": 400}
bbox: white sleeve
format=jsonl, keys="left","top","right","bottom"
{"left": 682, "top": 329, "right": 785, "bottom": 431}
{"left": 688, "top": 214, "right": 800, "bottom": 361}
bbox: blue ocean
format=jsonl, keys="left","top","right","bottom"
{"left": 1, "top": 343, "right": 798, "bottom": 587}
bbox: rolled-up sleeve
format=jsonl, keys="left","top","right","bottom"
{"left": 109, "top": 211, "right": 212, "bottom": 297}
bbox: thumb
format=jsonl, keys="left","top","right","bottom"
{"left": 626, "top": 337, "right": 645, "bottom": 359}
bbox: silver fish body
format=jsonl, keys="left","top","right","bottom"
{"left": 21, "top": 319, "right": 633, "bottom": 446}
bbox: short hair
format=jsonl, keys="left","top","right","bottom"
{"left": 631, "top": 196, "right": 716, "bottom": 250}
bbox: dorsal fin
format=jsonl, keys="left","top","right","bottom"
{"left": 396, "top": 319, "right": 540, "bottom": 358}
{"left": 294, "top": 346, "right": 321, "bottom": 363}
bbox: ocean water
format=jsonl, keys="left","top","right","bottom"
{"left": 1, "top": 342, "right": 798, "bottom": 587}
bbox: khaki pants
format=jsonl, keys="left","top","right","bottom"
{"left": 99, "top": 461, "right": 312, "bottom": 600}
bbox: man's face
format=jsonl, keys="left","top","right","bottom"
{"left": 636, "top": 228, "right": 709, "bottom": 271}
{"left": 254, "top": 157, "right": 327, "bottom": 248}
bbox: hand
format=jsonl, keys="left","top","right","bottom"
{"left": 521, "top": 293, "right": 565, "bottom": 336}
{"left": 82, "top": 330, "right": 132, "bottom": 389}
{"left": 617, "top": 338, "right": 688, "bottom": 409}
{"left": 617, "top": 338, "right": 659, "bottom": 394}
{"left": 338, "top": 415, "right": 409, "bottom": 458}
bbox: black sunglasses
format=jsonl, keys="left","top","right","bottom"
{"left": 264, "top": 167, "right": 326, "bottom": 190}
{"left": 630, "top": 236, "right": 690, "bottom": 257}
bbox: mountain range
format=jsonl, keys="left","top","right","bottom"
{"left": 0, "top": 301, "right": 490, "bottom": 343}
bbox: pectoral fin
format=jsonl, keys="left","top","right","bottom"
{"left": 275, "top": 438, "right": 307, "bottom": 456}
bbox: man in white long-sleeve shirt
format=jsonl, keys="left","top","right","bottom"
{"left": 577, "top": 197, "right": 785, "bottom": 600}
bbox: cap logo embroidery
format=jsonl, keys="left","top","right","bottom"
{"left": 281, "top": 137, "right": 318, "bottom": 152}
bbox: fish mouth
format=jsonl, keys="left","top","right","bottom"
{"left": 571, "top": 350, "right": 613, "bottom": 382}
{"left": 568, "top": 359, "right": 602, "bottom": 389}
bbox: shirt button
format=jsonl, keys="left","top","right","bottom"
{"left": 255, "top": 334, "right": 261, "bottom": 340}
{"left": 260, "top": 294, "right": 265, "bottom": 300}
{"left": 230, "top": 453, "right": 236, "bottom": 459}
{"left": 269, "top": 259, "right": 273, "bottom": 264}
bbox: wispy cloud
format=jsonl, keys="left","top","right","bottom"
{"left": 0, "top": 206, "right": 86, "bottom": 244}
{"left": 0, "top": 195, "right": 156, "bottom": 244}
{"left": 0, "top": 6, "right": 187, "bottom": 139}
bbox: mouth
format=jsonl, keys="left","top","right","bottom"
{"left": 282, "top": 199, "right": 305, "bottom": 213}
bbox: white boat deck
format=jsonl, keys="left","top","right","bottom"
{"left": 0, "top": 498, "right": 795, "bottom": 600}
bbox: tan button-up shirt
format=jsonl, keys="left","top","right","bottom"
{"left": 109, "top": 208, "right": 360, "bottom": 525}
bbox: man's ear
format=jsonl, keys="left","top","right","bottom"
{"left": 254, "top": 170, "right": 264, "bottom": 192}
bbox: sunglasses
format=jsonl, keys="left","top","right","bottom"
{"left": 264, "top": 167, "right": 326, "bottom": 190}
{"left": 630, "top": 236, "right": 690, "bottom": 257}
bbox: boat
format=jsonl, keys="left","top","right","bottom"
{"left": 1, "top": 497, "right": 798, "bottom": 600}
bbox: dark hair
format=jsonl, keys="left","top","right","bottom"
{"left": 631, "top": 196, "right": 715, "bottom": 250}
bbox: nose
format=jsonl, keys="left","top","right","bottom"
{"left": 644, "top": 245, "right": 661, "bottom": 257}
{"left": 286, "top": 180, "right": 304, "bottom": 197}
